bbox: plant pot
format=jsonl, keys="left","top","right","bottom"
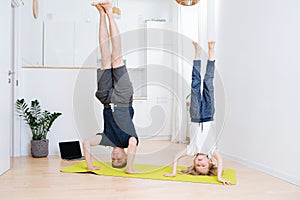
{"left": 31, "top": 139, "right": 49, "bottom": 158}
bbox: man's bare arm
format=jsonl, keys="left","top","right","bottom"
{"left": 125, "top": 137, "right": 138, "bottom": 174}
{"left": 82, "top": 135, "right": 102, "bottom": 170}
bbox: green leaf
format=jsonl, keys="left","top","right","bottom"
{"left": 15, "top": 98, "right": 62, "bottom": 140}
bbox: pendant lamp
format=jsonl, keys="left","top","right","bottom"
{"left": 176, "top": 0, "right": 200, "bottom": 6}
{"left": 112, "top": 0, "right": 121, "bottom": 18}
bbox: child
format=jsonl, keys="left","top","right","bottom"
{"left": 164, "top": 41, "right": 231, "bottom": 185}
{"left": 82, "top": 1, "right": 139, "bottom": 174}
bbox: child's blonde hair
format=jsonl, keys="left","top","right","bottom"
{"left": 181, "top": 163, "right": 218, "bottom": 176}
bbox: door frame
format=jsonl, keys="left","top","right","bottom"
{"left": 0, "top": 0, "right": 12, "bottom": 176}
{"left": 11, "top": 5, "right": 22, "bottom": 157}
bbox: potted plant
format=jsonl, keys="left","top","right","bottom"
{"left": 16, "top": 99, "right": 62, "bottom": 158}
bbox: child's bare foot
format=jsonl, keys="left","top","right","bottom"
{"left": 208, "top": 41, "right": 216, "bottom": 61}
{"left": 99, "top": 0, "right": 113, "bottom": 14}
{"left": 192, "top": 41, "right": 200, "bottom": 60}
{"left": 91, "top": 2, "right": 105, "bottom": 15}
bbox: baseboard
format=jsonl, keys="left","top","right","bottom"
{"left": 139, "top": 135, "right": 171, "bottom": 141}
{"left": 221, "top": 151, "right": 300, "bottom": 186}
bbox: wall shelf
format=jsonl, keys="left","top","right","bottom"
{"left": 22, "top": 66, "right": 98, "bottom": 70}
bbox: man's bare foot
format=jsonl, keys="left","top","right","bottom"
{"left": 208, "top": 41, "right": 216, "bottom": 61}
{"left": 91, "top": 2, "right": 105, "bottom": 15}
{"left": 99, "top": 0, "right": 113, "bottom": 14}
{"left": 192, "top": 41, "right": 201, "bottom": 60}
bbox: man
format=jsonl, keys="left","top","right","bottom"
{"left": 83, "top": 1, "right": 139, "bottom": 174}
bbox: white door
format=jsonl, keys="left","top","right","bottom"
{"left": 0, "top": 0, "right": 12, "bottom": 175}
{"left": 145, "top": 21, "right": 175, "bottom": 139}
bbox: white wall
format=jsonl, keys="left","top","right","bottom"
{"left": 215, "top": 0, "right": 300, "bottom": 186}
{"left": 17, "top": 0, "right": 178, "bottom": 156}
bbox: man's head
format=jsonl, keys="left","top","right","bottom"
{"left": 111, "top": 147, "right": 127, "bottom": 168}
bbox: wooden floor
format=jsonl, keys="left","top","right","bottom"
{"left": 0, "top": 140, "right": 299, "bottom": 200}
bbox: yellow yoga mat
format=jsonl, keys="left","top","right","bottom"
{"left": 61, "top": 161, "right": 236, "bottom": 185}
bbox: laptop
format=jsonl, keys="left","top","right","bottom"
{"left": 59, "top": 141, "right": 85, "bottom": 160}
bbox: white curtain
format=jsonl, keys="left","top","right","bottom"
{"left": 171, "top": 1, "right": 209, "bottom": 143}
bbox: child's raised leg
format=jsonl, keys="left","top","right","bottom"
{"left": 202, "top": 41, "right": 216, "bottom": 121}
{"left": 193, "top": 41, "right": 201, "bottom": 60}
{"left": 190, "top": 41, "right": 202, "bottom": 123}
{"left": 208, "top": 41, "right": 215, "bottom": 61}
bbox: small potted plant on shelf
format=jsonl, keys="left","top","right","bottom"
{"left": 16, "top": 99, "right": 62, "bottom": 158}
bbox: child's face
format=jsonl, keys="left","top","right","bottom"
{"left": 193, "top": 153, "right": 210, "bottom": 174}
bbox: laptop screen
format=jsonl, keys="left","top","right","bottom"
{"left": 59, "top": 141, "right": 83, "bottom": 160}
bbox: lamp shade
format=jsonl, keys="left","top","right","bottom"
{"left": 176, "top": 0, "right": 200, "bottom": 6}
